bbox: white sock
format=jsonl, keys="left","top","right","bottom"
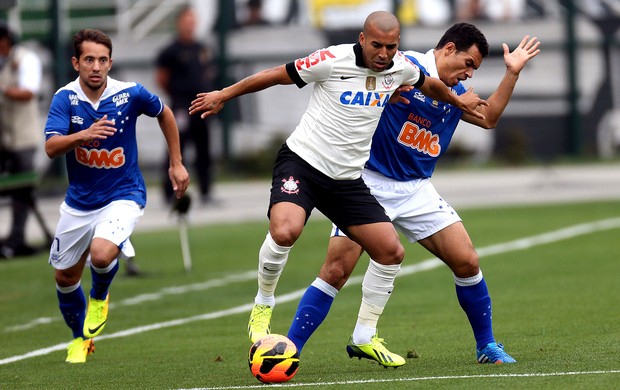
{"left": 352, "top": 259, "right": 400, "bottom": 344}
{"left": 56, "top": 281, "right": 81, "bottom": 294}
{"left": 454, "top": 270, "right": 483, "bottom": 286}
{"left": 91, "top": 258, "right": 118, "bottom": 274}
{"left": 311, "top": 277, "right": 339, "bottom": 298}
{"left": 255, "top": 232, "right": 292, "bottom": 307}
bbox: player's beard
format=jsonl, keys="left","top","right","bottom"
{"left": 83, "top": 76, "right": 106, "bottom": 93}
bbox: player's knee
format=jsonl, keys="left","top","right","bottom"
{"left": 319, "top": 261, "right": 350, "bottom": 290}
{"left": 88, "top": 247, "right": 116, "bottom": 268}
{"left": 54, "top": 269, "right": 80, "bottom": 287}
{"left": 269, "top": 226, "right": 301, "bottom": 247}
{"left": 451, "top": 250, "right": 479, "bottom": 277}
{"left": 390, "top": 241, "right": 405, "bottom": 263}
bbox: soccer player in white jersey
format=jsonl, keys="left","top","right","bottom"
{"left": 190, "top": 11, "right": 488, "bottom": 351}
{"left": 44, "top": 29, "right": 189, "bottom": 363}
{"left": 285, "top": 23, "right": 541, "bottom": 366}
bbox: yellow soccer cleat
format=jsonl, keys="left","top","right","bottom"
{"left": 65, "top": 337, "right": 95, "bottom": 363}
{"left": 346, "top": 332, "right": 406, "bottom": 368}
{"left": 83, "top": 294, "right": 109, "bottom": 338}
{"left": 247, "top": 304, "right": 272, "bottom": 343}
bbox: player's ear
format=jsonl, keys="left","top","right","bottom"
{"left": 444, "top": 42, "right": 456, "bottom": 55}
{"left": 71, "top": 56, "right": 79, "bottom": 71}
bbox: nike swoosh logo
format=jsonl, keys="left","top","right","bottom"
{"left": 87, "top": 320, "right": 107, "bottom": 334}
{"left": 340, "top": 76, "right": 356, "bottom": 80}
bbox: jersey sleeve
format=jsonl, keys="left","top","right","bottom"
{"left": 136, "top": 84, "right": 164, "bottom": 117}
{"left": 44, "top": 91, "right": 71, "bottom": 140}
{"left": 285, "top": 47, "right": 337, "bottom": 88}
{"left": 401, "top": 55, "right": 424, "bottom": 88}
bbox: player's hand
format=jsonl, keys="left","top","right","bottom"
{"left": 189, "top": 91, "right": 225, "bottom": 119}
{"left": 169, "top": 164, "right": 190, "bottom": 199}
{"left": 504, "top": 35, "right": 540, "bottom": 75}
{"left": 458, "top": 88, "right": 488, "bottom": 120}
{"left": 85, "top": 114, "right": 116, "bottom": 140}
{"left": 388, "top": 85, "right": 413, "bottom": 105}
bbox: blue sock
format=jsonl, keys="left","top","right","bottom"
{"left": 455, "top": 274, "right": 495, "bottom": 350}
{"left": 90, "top": 259, "right": 119, "bottom": 300}
{"left": 287, "top": 284, "right": 335, "bottom": 354}
{"left": 57, "top": 283, "right": 87, "bottom": 338}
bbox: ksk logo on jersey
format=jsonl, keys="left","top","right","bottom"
{"left": 281, "top": 176, "right": 300, "bottom": 194}
{"left": 69, "top": 94, "right": 79, "bottom": 106}
{"left": 75, "top": 146, "right": 126, "bottom": 169}
{"left": 295, "top": 49, "right": 335, "bottom": 70}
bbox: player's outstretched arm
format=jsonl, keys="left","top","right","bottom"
{"left": 158, "top": 105, "right": 190, "bottom": 199}
{"left": 463, "top": 35, "right": 540, "bottom": 128}
{"left": 189, "top": 65, "right": 294, "bottom": 119}
{"left": 418, "top": 76, "right": 487, "bottom": 120}
{"left": 45, "top": 114, "right": 117, "bottom": 158}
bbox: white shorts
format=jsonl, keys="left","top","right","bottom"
{"left": 331, "top": 169, "right": 461, "bottom": 243}
{"left": 49, "top": 200, "right": 144, "bottom": 270}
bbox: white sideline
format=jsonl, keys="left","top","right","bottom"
{"left": 185, "top": 370, "right": 620, "bottom": 389}
{"left": 1, "top": 217, "right": 620, "bottom": 366}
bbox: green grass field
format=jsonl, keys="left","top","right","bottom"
{"left": 1, "top": 200, "right": 619, "bottom": 389}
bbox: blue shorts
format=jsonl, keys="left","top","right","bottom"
{"left": 268, "top": 144, "right": 390, "bottom": 234}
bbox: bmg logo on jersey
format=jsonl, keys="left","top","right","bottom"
{"left": 75, "top": 146, "right": 125, "bottom": 169}
{"left": 397, "top": 121, "right": 440, "bottom": 157}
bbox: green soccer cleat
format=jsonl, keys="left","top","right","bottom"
{"left": 346, "top": 332, "right": 406, "bottom": 368}
{"left": 65, "top": 337, "right": 95, "bottom": 363}
{"left": 83, "top": 294, "right": 109, "bottom": 338}
{"left": 248, "top": 304, "right": 272, "bottom": 343}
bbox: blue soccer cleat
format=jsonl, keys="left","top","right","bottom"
{"left": 477, "top": 342, "right": 516, "bottom": 364}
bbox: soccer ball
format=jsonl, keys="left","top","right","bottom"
{"left": 248, "top": 334, "right": 300, "bottom": 383}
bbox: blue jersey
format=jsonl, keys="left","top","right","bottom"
{"left": 365, "top": 50, "right": 467, "bottom": 180}
{"left": 45, "top": 77, "right": 164, "bottom": 210}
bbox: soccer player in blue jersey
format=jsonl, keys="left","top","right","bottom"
{"left": 44, "top": 29, "right": 189, "bottom": 363}
{"left": 190, "top": 12, "right": 488, "bottom": 350}
{"left": 286, "top": 23, "right": 540, "bottom": 366}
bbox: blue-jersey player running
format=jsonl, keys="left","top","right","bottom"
{"left": 286, "top": 23, "right": 540, "bottom": 366}
{"left": 44, "top": 29, "right": 189, "bottom": 363}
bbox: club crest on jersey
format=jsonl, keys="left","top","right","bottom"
{"left": 366, "top": 77, "right": 376, "bottom": 91}
{"left": 281, "top": 176, "right": 300, "bottom": 194}
{"left": 381, "top": 74, "right": 394, "bottom": 89}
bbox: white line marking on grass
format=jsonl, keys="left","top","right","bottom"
{"left": 4, "top": 270, "right": 257, "bottom": 332}
{"left": 182, "top": 370, "right": 620, "bottom": 389}
{"left": 2, "top": 217, "right": 620, "bottom": 366}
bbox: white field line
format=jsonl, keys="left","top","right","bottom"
{"left": 182, "top": 370, "right": 620, "bottom": 390}
{"left": 4, "top": 270, "right": 258, "bottom": 332}
{"left": 1, "top": 217, "right": 620, "bottom": 366}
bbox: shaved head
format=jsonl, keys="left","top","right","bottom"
{"left": 363, "top": 11, "right": 400, "bottom": 35}
{"left": 359, "top": 11, "right": 401, "bottom": 71}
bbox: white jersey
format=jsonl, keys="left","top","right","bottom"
{"left": 284, "top": 43, "right": 424, "bottom": 180}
